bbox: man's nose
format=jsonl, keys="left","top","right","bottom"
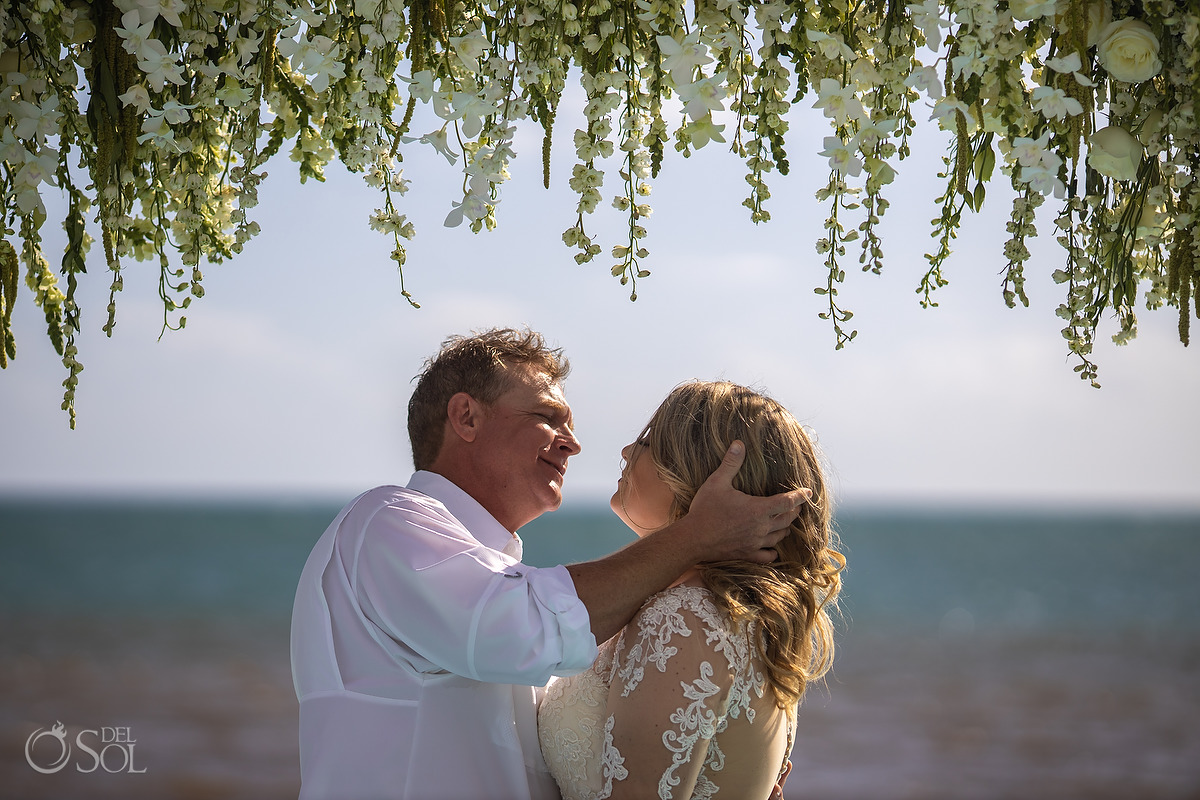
{"left": 558, "top": 427, "right": 582, "bottom": 456}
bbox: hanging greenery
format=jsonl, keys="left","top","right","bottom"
{"left": 1, "top": 0, "right": 1196, "bottom": 425}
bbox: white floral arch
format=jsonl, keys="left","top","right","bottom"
{"left": 1, "top": 0, "right": 1196, "bottom": 425}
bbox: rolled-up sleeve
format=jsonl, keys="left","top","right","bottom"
{"left": 351, "top": 499, "right": 597, "bottom": 686}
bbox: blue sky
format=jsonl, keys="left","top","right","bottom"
{"left": 3, "top": 98, "right": 1198, "bottom": 510}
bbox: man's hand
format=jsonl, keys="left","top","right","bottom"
{"left": 568, "top": 442, "right": 810, "bottom": 644}
{"left": 686, "top": 440, "right": 811, "bottom": 563}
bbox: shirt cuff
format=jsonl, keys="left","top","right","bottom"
{"left": 528, "top": 564, "right": 598, "bottom": 675}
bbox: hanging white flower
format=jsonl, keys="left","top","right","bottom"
{"left": 1087, "top": 126, "right": 1144, "bottom": 181}
{"left": 813, "top": 78, "right": 866, "bottom": 126}
{"left": 1096, "top": 18, "right": 1162, "bottom": 83}
{"left": 2, "top": 0, "right": 1198, "bottom": 420}
{"left": 656, "top": 32, "right": 713, "bottom": 83}
{"left": 818, "top": 136, "right": 863, "bottom": 177}
{"left": 1031, "top": 86, "right": 1085, "bottom": 121}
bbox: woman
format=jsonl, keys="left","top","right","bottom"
{"left": 538, "top": 381, "right": 844, "bottom": 800}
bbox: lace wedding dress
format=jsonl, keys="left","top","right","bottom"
{"left": 538, "top": 585, "right": 794, "bottom": 800}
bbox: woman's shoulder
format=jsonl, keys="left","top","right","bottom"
{"left": 608, "top": 585, "right": 726, "bottom": 696}
{"left": 619, "top": 583, "right": 749, "bottom": 667}
{"left": 633, "top": 583, "right": 728, "bottom": 634}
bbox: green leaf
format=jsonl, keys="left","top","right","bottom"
{"left": 976, "top": 144, "right": 995, "bottom": 183}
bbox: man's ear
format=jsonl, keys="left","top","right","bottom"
{"left": 445, "top": 392, "right": 485, "bottom": 443}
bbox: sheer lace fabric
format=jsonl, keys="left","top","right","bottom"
{"left": 538, "top": 585, "right": 794, "bottom": 800}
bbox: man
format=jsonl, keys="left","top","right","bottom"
{"left": 291, "top": 328, "right": 809, "bottom": 799}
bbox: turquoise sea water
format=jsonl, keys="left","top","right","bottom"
{"left": 2, "top": 500, "right": 1199, "bottom": 799}
{"left": 2, "top": 500, "right": 1197, "bottom": 634}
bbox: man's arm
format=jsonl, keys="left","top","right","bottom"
{"left": 566, "top": 441, "right": 810, "bottom": 644}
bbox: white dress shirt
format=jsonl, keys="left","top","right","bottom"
{"left": 291, "top": 471, "right": 598, "bottom": 800}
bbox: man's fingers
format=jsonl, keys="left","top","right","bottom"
{"left": 745, "top": 548, "right": 779, "bottom": 565}
{"left": 763, "top": 527, "right": 790, "bottom": 550}
{"left": 766, "top": 488, "right": 811, "bottom": 528}
{"left": 705, "top": 440, "right": 746, "bottom": 488}
{"left": 786, "top": 487, "right": 812, "bottom": 510}
{"left": 743, "top": 526, "right": 791, "bottom": 564}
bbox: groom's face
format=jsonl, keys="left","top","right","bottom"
{"left": 470, "top": 364, "right": 582, "bottom": 530}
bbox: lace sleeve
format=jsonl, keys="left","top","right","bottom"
{"left": 600, "top": 588, "right": 735, "bottom": 800}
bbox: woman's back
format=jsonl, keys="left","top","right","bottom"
{"left": 538, "top": 584, "right": 792, "bottom": 800}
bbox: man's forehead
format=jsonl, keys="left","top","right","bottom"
{"left": 533, "top": 376, "right": 571, "bottom": 411}
{"left": 507, "top": 365, "right": 569, "bottom": 404}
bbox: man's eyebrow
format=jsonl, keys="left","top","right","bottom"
{"left": 542, "top": 398, "right": 569, "bottom": 416}
{"left": 538, "top": 397, "right": 574, "bottom": 427}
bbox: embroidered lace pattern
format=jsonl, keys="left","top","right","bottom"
{"left": 538, "top": 585, "right": 790, "bottom": 800}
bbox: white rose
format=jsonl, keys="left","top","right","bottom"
{"left": 1096, "top": 18, "right": 1162, "bottom": 83}
{"left": 1087, "top": 125, "right": 1143, "bottom": 181}
{"left": 1010, "top": 0, "right": 1056, "bottom": 22}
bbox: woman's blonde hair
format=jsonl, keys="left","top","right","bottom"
{"left": 633, "top": 381, "right": 844, "bottom": 708}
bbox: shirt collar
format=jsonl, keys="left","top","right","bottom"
{"left": 406, "top": 470, "right": 519, "bottom": 554}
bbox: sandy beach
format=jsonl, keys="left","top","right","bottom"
{"left": 3, "top": 612, "right": 1198, "bottom": 799}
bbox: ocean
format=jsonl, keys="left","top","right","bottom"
{"left": 1, "top": 500, "right": 1198, "bottom": 799}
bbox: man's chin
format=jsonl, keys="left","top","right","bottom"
{"left": 541, "top": 485, "right": 564, "bottom": 512}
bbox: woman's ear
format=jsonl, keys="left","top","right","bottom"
{"left": 445, "top": 392, "right": 485, "bottom": 443}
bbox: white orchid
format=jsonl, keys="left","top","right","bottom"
{"left": 806, "top": 29, "right": 857, "bottom": 62}
{"left": 11, "top": 95, "right": 60, "bottom": 143}
{"left": 904, "top": 65, "right": 943, "bottom": 100}
{"left": 1031, "top": 86, "right": 1084, "bottom": 121}
{"left": 688, "top": 115, "right": 726, "bottom": 149}
{"left": 813, "top": 78, "right": 865, "bottom": 126}
{"left": 113, "top": 10, "right": 155, "bottom": 58}
{"left": 450, "top": 31, "right": 490, "bottom": 72}
{"left": 402, "top": 70, "right": 437, "bottom": 103}
{"left": 137, "top": 111, "right": 180, "bottom": 150}
{"left": 819, "top": 136, "right": 864, "bottom": 177}
{"left": 13, "top": 147, "right": 57, "bottom": 189}
{"left": 449, "top": 90, "right": 497, "bottom": 138}
{"left": 404, "top": 128, "right": 458, "bottom": 165}
{"left": 305, "top": 49, "right": 346, "bottom": 93}
{"left": 369, "top": 209, "right": 415, "bottom": 238}
{"left": 216, "top": 81, "right": 253, "bottom": 106}
{"left": 656, "top": 32, "right": 713, "bottom": 81}
{"left": 950, "top": 46, "right": 987, "bottom": 81}
{"left": 928, "top": 97, "right": 973, "bottom": 131}
{"left": 908, "top": 0, "right": 947, "bottom": 49}
{"left": 118, "top": 84, "right": 152, "bottom": 110}
{"left": 1010, "top": 132, "right": 1054, "bottom": 170}
{"left": 444, "top": 175, "right": 494, "bottom": 228}
{"left": 155, "top": 99, "right": 195, "bottom": 125}
{"left": 116, "top": 0, "right": 180, "bottom": 26}
{"left": 1045, "top": 52, "right": 1097, "bottom": 87}
{"left": 677, "top": 73, "right": 728, "bottom": 121}
{"left": 136, "top": 40, "right": 185, "bottom": 92}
